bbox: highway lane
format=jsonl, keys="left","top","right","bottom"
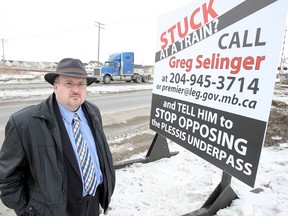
{"left": 0, "top": 90, "right": 152, "bottom": 145}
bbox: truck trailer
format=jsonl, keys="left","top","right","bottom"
{"left": 94, "top": 52, "right": 149, "bottom": 84}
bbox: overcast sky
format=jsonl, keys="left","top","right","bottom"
{"left": 0, "top": 0, "right": 196, "bottom": 65}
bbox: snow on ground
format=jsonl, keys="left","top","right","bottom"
{"left": 0, "top": 71, "right": 43, "bottom": 82}
{"left": 0, "top": 83, "right": 153, "bottom": 101}
{"left": 273, "top": 87, "right": 288, "bottom": 104}
{"left": 0, "top": 73, "right": 153, "bottom": 101}
{"left": 106, "top": 142, "right": 288, "bottom": 216}
{"left": 1, "top": 72, "right": 288, "bottom": 216}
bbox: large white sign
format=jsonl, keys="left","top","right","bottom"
{"left": 150, "top": 0, "right": 288, "bottom": 187}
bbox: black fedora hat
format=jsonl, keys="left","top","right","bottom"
{"left": 44, "top": 58, "right": 96, "bottom": 86}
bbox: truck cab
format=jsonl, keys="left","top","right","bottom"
{"left": 94, "top": 52, "right": 149, "bottom": 84}
{"left": 102, "top": 52, "right": 134, "bottom": 75}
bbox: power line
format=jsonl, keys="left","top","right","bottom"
{"left": 6, "top": 18, "right": 153, "bottom": 41}
{"left": 7, "top": 25, "right": 92, "bottom": 41}
{"left": 106, "top": 18, "right": 155, "bottom": 25}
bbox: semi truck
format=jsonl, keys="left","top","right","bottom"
{"left": 94, "top": 52, "right": 149, "bottom": 84}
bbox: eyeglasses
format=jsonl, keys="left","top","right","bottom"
{"left": 54, "top": 81, "right": 87, "bottom": 89}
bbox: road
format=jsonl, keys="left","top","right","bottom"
{"left": 0, "top": 90, "right": 153, "bottom": 145}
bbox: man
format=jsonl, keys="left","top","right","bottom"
{"left": 0, "top": 58, "right": 115, "bottom": 216}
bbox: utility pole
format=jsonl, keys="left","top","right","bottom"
{"left": 94, "top": 22, "right": 105, "bottom": 66}
{"left": 1, "top": 39, "right": 7, "bottom": 66}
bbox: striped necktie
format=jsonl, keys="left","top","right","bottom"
{"left": 72, "top": 113, "right": 97, "bottom": 195}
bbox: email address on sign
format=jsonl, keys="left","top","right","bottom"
{"left": 160, "top": 85, "right": 257, "bottom": 109}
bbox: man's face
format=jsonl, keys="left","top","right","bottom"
{"left": 54, "top": 75, "right": 87, "bottom": 111}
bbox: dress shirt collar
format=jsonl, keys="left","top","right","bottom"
{"left": 57, "top": 103, "right": 85, "bottom": 124}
